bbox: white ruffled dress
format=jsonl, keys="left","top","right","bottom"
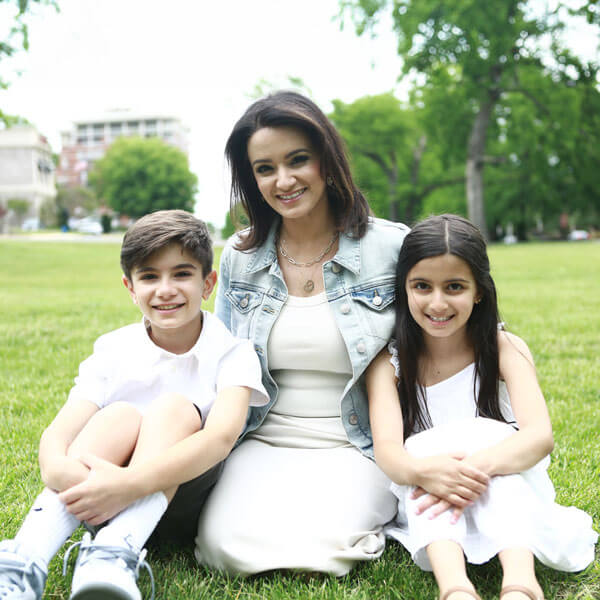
{"left": 384, "top": 345, "right": 598, "bottom": 572}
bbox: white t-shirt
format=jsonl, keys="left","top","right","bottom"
{"left": 69, "top": 311, "right": 268, "bottom": 420}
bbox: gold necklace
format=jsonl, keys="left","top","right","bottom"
{"left": 279, "top": 232, "right": 339, "bottom": 293}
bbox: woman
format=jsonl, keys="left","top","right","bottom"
{"left": 195, "top": 91, "right": 409, "bottom": 576}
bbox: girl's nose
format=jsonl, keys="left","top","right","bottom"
{"left": 429, "top": 290, "right": 448, "bottom": 312}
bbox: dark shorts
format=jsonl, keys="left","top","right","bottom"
{"left": 147, "top": 460, "right": 224, "bottom": 547}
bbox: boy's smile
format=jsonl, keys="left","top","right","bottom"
{"left": 123, "top": 243, "right": 216, "bottom": 353}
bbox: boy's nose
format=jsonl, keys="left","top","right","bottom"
{"left": 157, "top": 278, "right": 176, "bottom": 296}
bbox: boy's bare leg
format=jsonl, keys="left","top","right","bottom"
{"left": 498, "top": 547, "right": 544, "bottom": 599}
{"left": 426, "top": 540, "right": 479, "bottom": 600}
{"left": 12, "top": 403, "right": 142, "bottom": 567}
{"left": 93, "top": 393, "right": 202, "bottom": 550}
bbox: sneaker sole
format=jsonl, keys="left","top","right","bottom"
{"left": 71, "top": 583, "right": 138, "bottom": 600}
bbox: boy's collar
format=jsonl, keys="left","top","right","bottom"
{"left": 141, "top": 311, "right": 208, "bottom": 359}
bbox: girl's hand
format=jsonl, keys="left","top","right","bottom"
{"left": 58, "top": 454, "right": 140, "bottom": 524}
{"left": 413, "top": 453, "right": 489, "bottom": 508}
{"left": 410, "top": 490, "right": 466, "bottom": 523}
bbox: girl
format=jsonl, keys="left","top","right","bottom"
{"left": 366, "top": 215, "right": 597, "bottom": 600}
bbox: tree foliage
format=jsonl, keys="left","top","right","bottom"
{"left": 89, "top": 137, "right": 197, "bottom": 218}
{"left": 340, "top": 0, "right": 600, "bottom": 236}
{"left": 329, "top": 92, "right": 464, "bottom": 224}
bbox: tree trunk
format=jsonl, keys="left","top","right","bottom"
{"left": 466, "top": 98, "right": 495, "bottom": 239}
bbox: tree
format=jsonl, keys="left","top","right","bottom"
{"left": 55, "top": 184, "right": 100, "bottom": 217}
{"left": 89, "top": 137, "right": 197, "bottom": 218}
{"left": 340, "top": 0, "right": 600, "bottom": 237}
{"left": 330, "top": 92, "right": 464, "bottom": 223}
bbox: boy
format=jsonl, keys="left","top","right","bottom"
{"left": 0, "top": 210, "right": 268, "bottom": 600}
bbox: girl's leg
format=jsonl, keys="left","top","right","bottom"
{"left": 498, "top": 547, "right": 544, "bottom": 600}
{"left": 93, "top": 393, "right": 202, "bottom": 551}
{"left": 426, "top": 540, "right": 479, "bottom": 600}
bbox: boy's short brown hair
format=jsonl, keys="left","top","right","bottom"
{"left": 120, "top": 210, "right": 213, "bottom": 279}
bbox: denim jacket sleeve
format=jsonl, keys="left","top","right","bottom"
{"left": 215, "top": 240, "right": 233, "bottom": 329}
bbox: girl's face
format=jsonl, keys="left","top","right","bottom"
{"left": 405, "top": 253, "right": 480, "bottom": 343}
{"left": 247, "top": 126, "right": 329, "bottom": 224}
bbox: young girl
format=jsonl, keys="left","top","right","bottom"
{"left": 366, "top": 215, "right": 597, "bottom": 600}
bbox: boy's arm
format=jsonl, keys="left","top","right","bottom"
{"left": 39, "top": 397, "right": 100, "bottom": 492}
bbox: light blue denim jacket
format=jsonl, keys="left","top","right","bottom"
{"left": 215, "top": 217, "right": 409, "bottom": 458}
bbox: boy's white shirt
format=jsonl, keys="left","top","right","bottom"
{"left": 69, "top": 310, "right": 268, "bottom": 419}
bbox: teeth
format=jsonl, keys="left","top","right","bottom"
{"left": 156, "top": 304, "right": 180, "bottom": 310}
{"left": 279, "top": 189, "right": 304, "bottom": 200}
{"left": 429, "top": 315, "right": 451, "bottom": 322}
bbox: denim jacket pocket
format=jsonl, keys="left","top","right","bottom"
{"left": 349, "top": 280, "right": 396, "bottom": 341}
{"left": 225, "top": 284, "right": 265, "bottom": 338}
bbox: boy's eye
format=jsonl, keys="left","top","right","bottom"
{"left": 175, "top": 271, "right": 193, "bottom": 278}
{"left": 139, "top": 273, "right": 157, "bottom": 281}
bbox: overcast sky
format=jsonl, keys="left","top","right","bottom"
{"left": 0, "top": 1, "right": 597, "bottom": 226}
{"left": 0, "top": 0, "right": 406, "bottom": 226}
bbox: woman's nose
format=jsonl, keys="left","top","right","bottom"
{"left": 276, "top": 167, "right": 295, "bottom": 190}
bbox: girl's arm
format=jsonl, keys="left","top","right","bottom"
{"left": 367, "top": 349, "right": 489, "bottom": 508}
{"left": 39, "top": 397, "right": 100, "bottom": 492}
{"left": 464, "top": 331, "right": 553, "bottom": 476}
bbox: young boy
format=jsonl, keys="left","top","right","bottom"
{"left": 0, "top": 210, "right": 268, "bottom": 600}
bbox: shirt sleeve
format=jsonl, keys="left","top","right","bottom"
{"left": 216, "top": 339, "right": 269, "bottom": 406}
{"left": 68, "top": 342, "right": 110, "bottom": 408}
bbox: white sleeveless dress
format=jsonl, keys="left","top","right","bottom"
{"left": 384, "top": 347, "right": 598, "bottom": 572}
{"left": 195, "top": 293, "right": 397, "bottom": 575}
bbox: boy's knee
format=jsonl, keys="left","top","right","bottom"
{"left": 146, "top": 393, "right": 201, "bottom": 430}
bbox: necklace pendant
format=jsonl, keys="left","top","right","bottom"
{"left": 303, "top": 279, "right": 315, "bottom": 293}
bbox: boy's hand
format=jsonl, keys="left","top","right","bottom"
{"left": 42, "top": 456, "right": 90, "bottom": 493}
{"left": 58, "top": 454, "right": 140, "bottom": 524}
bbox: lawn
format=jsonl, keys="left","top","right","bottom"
{"left": 0, "top": 239, "right": 598, "bottom": 599}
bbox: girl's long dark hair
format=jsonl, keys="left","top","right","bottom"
{"left": 224, "top": 91, "right": 370, "bottom": 250}
{"left": 395, "top": 214, "right": 506, "bottom": 440}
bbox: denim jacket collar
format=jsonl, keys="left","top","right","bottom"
{"left": 243, "top": 218, "right": 362, "bottom": 276}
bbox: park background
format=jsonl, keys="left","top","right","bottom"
{"left": 1, "top": 1, "right": 599, "bottom": 598}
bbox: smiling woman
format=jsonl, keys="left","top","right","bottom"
{"left": 194, "top": 91, "right": 410, "bottom": 576}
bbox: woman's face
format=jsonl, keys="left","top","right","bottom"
{"left": 247, "top": 126, "right": 328, "bottom": 224}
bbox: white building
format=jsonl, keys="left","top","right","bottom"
{"left": 0, "top": 126, "right": 56, "bottom": 226}
{"left": 57, "top": 110, "right": 189, "bottom": 187}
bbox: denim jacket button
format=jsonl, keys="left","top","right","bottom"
{"left": 240, "top": 296, "right": 249, "bottom": 308}
{"left": 372, "top": 295, "right": 382, "bottom": 306}
{"left": 331, "top": 263, "right": 341, "bottom": 274}
{"left": 356, "top": 342, "right": 366, "bottom": 354}
{"left": 349, "top": 413, "right": 358, "bottom": 426}
{"left": 340, "top": 303, "right": 350, "bottom": 314}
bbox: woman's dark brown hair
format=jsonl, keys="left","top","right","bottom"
{"left": 225, "top": 91, "right": 370, "bottom": 250}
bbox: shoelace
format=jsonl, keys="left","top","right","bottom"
{"left": 63, "top": 539, "right": 155, "bottom": 600}
{"left": 0, "top": 555, "right": 39, "bottom": 594}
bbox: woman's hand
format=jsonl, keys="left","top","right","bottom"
{"left": 58, "top": 454, "right": 141, "bottom": 525}
{"left": 413, "top": 453, "right": 490, "bottom": 509}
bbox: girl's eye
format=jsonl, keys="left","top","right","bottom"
{"left": 414, "top": 282, "right": 430, "bottom": 290}
{"left": 448, "top": 282, "right": 464, "bottom": 291}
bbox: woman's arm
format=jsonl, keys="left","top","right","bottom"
{"left": 465, "top": 331, "right": 554, "bottom": 477}
{"left": 367, "top": 349, "right": 489, "bottom": 509}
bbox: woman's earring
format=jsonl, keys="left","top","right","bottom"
{"left": 326, "top": 175, "right": 334, "bottom": 186}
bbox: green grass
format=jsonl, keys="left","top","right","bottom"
{"left": 0, "top": 239, "right": 598, "bottom": 599}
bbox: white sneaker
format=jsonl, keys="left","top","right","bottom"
{"left": 0, "top": 540, "right": 47, "bottom": 600}
{"left": 64, "top": 533, "right": 154, "bottom": 600}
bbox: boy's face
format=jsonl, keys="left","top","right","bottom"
{"left": 123, "top": 243, "right": 216, "bottom": 344}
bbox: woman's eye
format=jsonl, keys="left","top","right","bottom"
{"left": 255, "top": 165, "right": 272, "bottom": 175}
{"left": 290, "top": 154, "right": 309, "bottom": 166}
